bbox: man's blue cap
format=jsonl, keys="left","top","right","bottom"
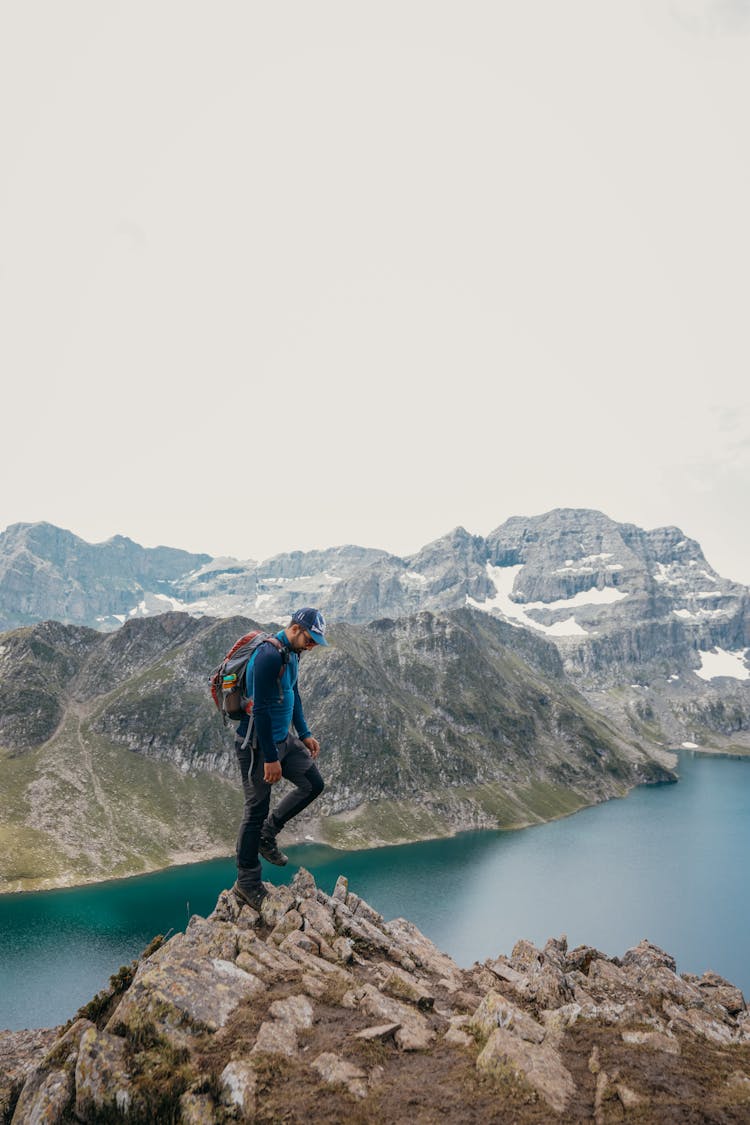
{"left": 291, "top": 607, "right": 328, "bottom": 645}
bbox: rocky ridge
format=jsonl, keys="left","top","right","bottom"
{"left": 3, "top": 870, "right": 749, "bottom": 1123}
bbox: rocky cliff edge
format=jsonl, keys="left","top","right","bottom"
{"left": 2, "top": 871, "right": 749, "bottom": 1123}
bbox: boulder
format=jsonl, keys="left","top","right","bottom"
{"left": 74, "top": 1027, "right": 134, "bottom": 1122}
{"left": 476, "top": 1027, "right": 575, "bottom": 1114}
{"left": 11, "top": 1066, "right": 74, "bottom": 1124}
{"left": 108, "top": 952, "right": 265, "bottom": 1039}
{"left": 259, "top": 885, "right": 296, "bottom": 927}
{"left": 620, "top": 939, "right": 677, "bottom": 974}
{"left": 311, "top": 1052, "right": 368, "bottom": 1099}
{"left": 220, "top": 1059, "right": 258, "bottom": 1117}
{"left": 252, "top": 1020, "right": 299, "bottom": 1058}
{"left": 470, "top": 991, "right": 546, "bottom": 1045}
{"left": 268, "top": 994, "right": 315, "bottom": 1030}
{"left": 356, "top": 984, "right": 435, "bottom": 1051}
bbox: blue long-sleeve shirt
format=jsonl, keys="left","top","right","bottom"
{"left": 236, "top": 632, "right": 311, "bottom": 762}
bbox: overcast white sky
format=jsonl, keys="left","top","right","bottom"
{"left": 1, "top": 1, "right": 749, "bottom": 581}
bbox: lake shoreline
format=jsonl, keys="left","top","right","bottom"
{"left": 0, "top": 774, "right": 662, "bottom": 896}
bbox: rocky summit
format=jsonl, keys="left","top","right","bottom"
{"left": 2, "top": 870, "right": 749, "bottom": 1124}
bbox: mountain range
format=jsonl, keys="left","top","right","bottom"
{"left": 1, "top": 509, "right": 748, "bottom": 890}
{"left": 2, "top": 510, "right": 748, "bottom": 747}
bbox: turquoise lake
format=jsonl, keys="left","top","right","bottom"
{"left": 1, "top": 751, "right": 748, "bottom": 1031}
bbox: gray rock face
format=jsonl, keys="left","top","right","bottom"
{"left": 0, "top": 522, "right": 210, "bottom": 633}
{"left": 9, "top": 871, "right": 750, "bottom": 1124}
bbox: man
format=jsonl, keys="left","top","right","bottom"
{"left": 233, "top": 606, "right": 328, "bottom": 910}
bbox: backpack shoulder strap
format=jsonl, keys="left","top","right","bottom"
{"left": 261, "top": 635, "right": 290, "bottom": 701}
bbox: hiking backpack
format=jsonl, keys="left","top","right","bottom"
{"left": 209, "top": 631, "right": 288, "bottom": 726}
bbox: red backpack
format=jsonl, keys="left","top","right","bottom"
{"left": 209, "top": 631, "right": 287, "bottom": 726}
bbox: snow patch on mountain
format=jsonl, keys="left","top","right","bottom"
{"left": 554, "top": 553, "right": 622, "bottom": 576}
{"left": 465, "top": 567, "right": 611, "bottom": 639}
{"left": 695, "top": 648, "right": 750, "bottom": 681}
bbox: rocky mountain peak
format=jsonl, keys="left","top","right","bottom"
{"left": 3, "top": 870, "right": 749, "bottom": 1122}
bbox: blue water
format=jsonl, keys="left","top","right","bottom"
{"left": 1, "top": 751, "right": 748, "bottom": 1031}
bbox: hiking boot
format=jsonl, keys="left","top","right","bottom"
{"left": 259, "top": 833, "right": 288, "bottom": 866}
{"left": 232, "top": 881, "right": 268, "bottom": 911}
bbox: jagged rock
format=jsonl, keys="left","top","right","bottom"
{"left": 2, "top": 1029, "right": 73, "bottom": 1122}
{"left": 587, "top": 959, "right": 630, "bottom": 993}
{"left": 334, "top": 906, "right": 411, "bottom": 968}
{"left": 300, "top": 973, "right": 329, "bottom": 1001}
{"left": 485, "top": 957, "right": 527, "bottom": 987}
{"left": 11, "top": 1065, "right": 73, "bottom": 1124}
{"left": 510, "top": 939, "right": 543, "bottom": 972}
{"left": 209, "top": 889, "right": 244, "bottom": 925}
{"left": 279, "top": 929, "right": 321, "bottom": 956}
{"left": 268, "top": 995, "right": 315, "bottom": 1029}
{"left": 382, "top": 917, "right": 461, "bottom": 986}
{"left": 220, "top": 1059, "right": 258, "bottom": 1117}
{"left": 352, "top": 1023, "right": 401, "bottom": 1042}
{"left": 346, "top": 892, "right": 384, "bottom": 926}
{"left": 10, "top": 1018, "right": 96, "bottom": 1125}
{"left": 290, "top": 867, "right": 317, "bottom": 898}
{"left": 636, "top": 965, "right": 705, "bottom": 1007}
{"left": 446, "top": 989, "right": 483, "bottom": 1014}
{"left": 476, "top": 1027, "right": 575, "bottom": 1114}
{"left": 565, "top": 945, "right": 604, "bottom": 975}
{"left": 74, "top": 1026, "right": 134, "bottom": 1122}
{"left": 268, "top": 908, "right": 304, "bottom": 945}
{"left": 696, "top": 970, "right": 746, "bottom": 1015}
{"left": 470, "top": 991, "right": 546, "bottom": 1045}
{"left": 299, "top": 898, "right": 337, "bottom": 940}
{"left": 356, "top": 984, "right": 435, "bottom": 1051}
{"left": 260, "top": 885, "right": 296, "bottom": 927}
{"left": 332, "top": 936, "right": 355, "bottom": 964}
{"left": 237, "top": 932, "right": 299, "bottom": 974}
{"left": 620, "top": 939, "right": 677, "bottom": 974}
{"left": 680, "top": 1007, "right": 737, "bottom": 1045}
{"left": 331, "top": 875, "right": 348, "bottom": 902}
{"left": 108, "top": 952, "right": 265, "bottom": 1039}
{"left": 526, "top": 962, "right": 573, "bottom": 1010}
{"left": 252, "top": 1020, "right": 298, "bottom": 1058}
{"left": 311, "top": 1052, "right": 368, "bottom": 1099}
{"left": 303, "top": 927, "right": 340, "bottom": 963}
{"left": 276, "top": 935, "right": 354, "bottom": 988}
{"left": 183, "top": 917, "right": 239, "bottom": 961}
{"left": 622, "top": 1030, "right": 681, "bottom": 1055}
{"left": 471, "top": 967, "right": 500, "bottom": 993}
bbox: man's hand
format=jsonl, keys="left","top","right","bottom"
{"left": 264, "top": 761, "right": 283, "bottom": 784}
{"left": 302, "top": 736, "right": 320, "bottom": 759}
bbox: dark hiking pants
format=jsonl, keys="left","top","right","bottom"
{"left": 235, "top": 732, "right": 325, "bottom": 887}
